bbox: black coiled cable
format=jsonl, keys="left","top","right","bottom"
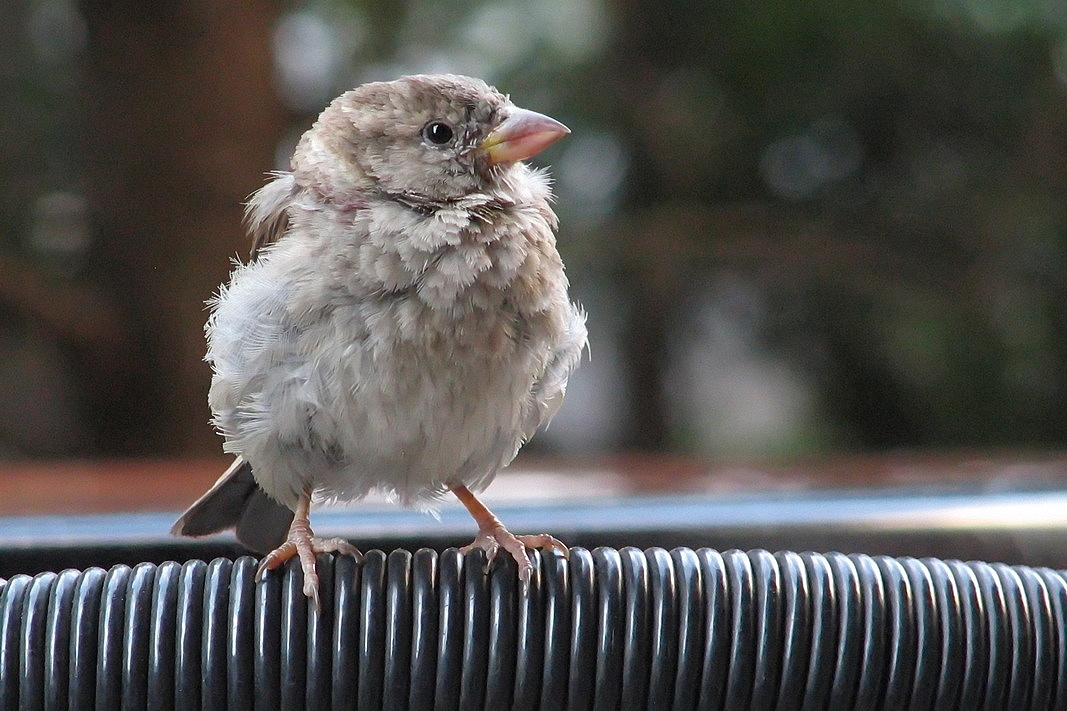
{"left": 1, "top": 547, "right": 1065, "bottom": 710}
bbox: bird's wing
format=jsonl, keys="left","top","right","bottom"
{"left": 170, "top": 456, "right": 295, "bottom": 554}
{"left": 524, "top": 303, "right": 589, "bottom": 439}
{"left": 245, "top": 172, "right": 299, "bottom": 260}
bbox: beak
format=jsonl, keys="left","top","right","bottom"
{"left": 480, "top": 107, "right": 570, "bottom": 165}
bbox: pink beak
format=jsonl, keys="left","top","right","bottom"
{"left": 480, "top": 107, "right": 570, "bottom": 165}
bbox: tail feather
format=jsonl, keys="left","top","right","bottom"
{"left": 170, "top": 457, "right": 294, "bottom": 554}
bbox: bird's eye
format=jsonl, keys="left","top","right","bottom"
{"left": 422, "top": 121, "right": 455, "bottom": 145}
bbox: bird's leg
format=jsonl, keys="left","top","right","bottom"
{"left": 451, "top": 484, "right": 568, "bottom": 584}
{"left": 255, "top": 493, "right": 362, "bottom": 610}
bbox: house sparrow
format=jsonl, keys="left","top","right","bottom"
{"left": 171, "top": 74, "right": 587, "bottom": 608}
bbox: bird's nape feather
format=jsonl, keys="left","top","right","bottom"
{"left": 245, "top": 172, "right": 299, "bottom": 259}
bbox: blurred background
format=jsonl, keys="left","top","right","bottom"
{"left": 2, "top": 0, "right": 1067, "bottom": 465}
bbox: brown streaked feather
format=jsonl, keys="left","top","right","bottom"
{"left": 245, "top": 172, "right": 299, "bottom": 259}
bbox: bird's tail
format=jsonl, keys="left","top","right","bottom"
{"left": 170, "top": 456, "right": 294, "bottom": 554}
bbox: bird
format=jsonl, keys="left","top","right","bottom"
{"left": 170, "top": 74, "right": 587, "bottom": 609}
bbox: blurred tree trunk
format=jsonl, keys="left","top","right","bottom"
{"left": 81, "top": 2, "right": 283, "bottom": 455}
{"left": 606, "top": 0, "right": 687, "bottom": 451}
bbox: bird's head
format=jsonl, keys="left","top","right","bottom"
{"left": 291, "top": 74, "right": 569, "bottom": 206}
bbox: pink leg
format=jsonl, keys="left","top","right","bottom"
{"left": 255, "top": 493, "right": 361, "bottom": 611}
{"left": 452, "top": 484, "right": 568, "bottom": 585}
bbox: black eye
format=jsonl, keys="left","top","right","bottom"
{"left": 422, "top": 121, "right": 454, "bottom": 145}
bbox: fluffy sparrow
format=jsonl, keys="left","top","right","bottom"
{"left": 171, "top": 74, "right": 587, "bottom": 607}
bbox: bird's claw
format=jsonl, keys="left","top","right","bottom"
{"left": 256, "top": 530, "right": 362, "bottom": 611}
{"left": 460, "top": 525, "right": 568, "bottom": 586}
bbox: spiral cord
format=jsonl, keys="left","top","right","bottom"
{"left": 1, "top": 547, "right": 1065, "bottom": 710}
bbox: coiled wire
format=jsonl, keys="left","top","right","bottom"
{"left": 1, "top": 547, "right": 1065, "bottom": 710}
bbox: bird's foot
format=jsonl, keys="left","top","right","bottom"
{"left": 255, "top": 511, "right": 361, "bottom": 611}
{"left": 451, "top": 483, "right": 567, "bottom": 586}
{"left": 460, "top": 524, "right": 568, "bottom": 585}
